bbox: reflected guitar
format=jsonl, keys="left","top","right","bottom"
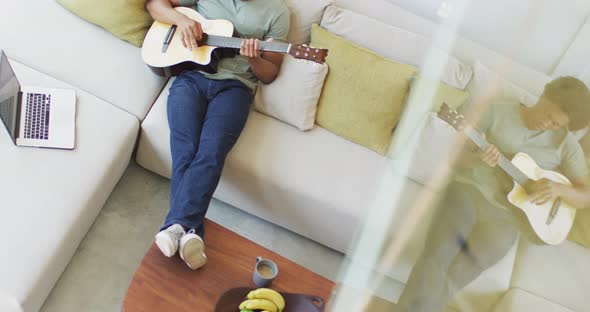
{"left": 142, "top": 7, "right": 328, "bottom": 77}
{"left": 438, "top": 103, "right": 577, "bottom": 245}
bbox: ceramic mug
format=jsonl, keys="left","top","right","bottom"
{"left": 253, "top": 257, "right": 279, "bottom": 287}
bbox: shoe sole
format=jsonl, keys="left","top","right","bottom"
{"left": 155, "top": 232, "right": 177, "bottom": 257}
{"left": 180, "top": 235, "right": 207, "bottom": 270}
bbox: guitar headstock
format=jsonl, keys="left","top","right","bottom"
{"left": 288, "top": 44, "right": 328, "bottom": 64}
{"left": 438, "top": 103, "right": 466, "bottom": 131}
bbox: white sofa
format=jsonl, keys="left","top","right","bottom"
{"left": 137, "top": 0, "right": 590, "bottom": 311}
{"left": 1, "top": 0, "right": 588, "bottom": 312}
{"left": 0, "top": 1, "right": 163, "bottom": 311}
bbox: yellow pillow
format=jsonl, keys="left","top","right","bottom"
{"left": 411, "top": 77, "right": 470, "bottom": 112}
{"left": 311, "top": 24, "right": 417, "bottom": 155}
{"left": 57, "top": 0, "right": 153, "bottom": 47}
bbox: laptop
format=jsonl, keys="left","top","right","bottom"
{"left": 0, "top": 50, "right": 76, "bottom": 149}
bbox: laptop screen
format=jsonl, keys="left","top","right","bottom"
{"left": 0, "top": 51, "right": 20, "bottom": 141}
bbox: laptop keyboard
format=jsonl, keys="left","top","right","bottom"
{"left": 24, "top": 93, "right": 51, "bottom": 140}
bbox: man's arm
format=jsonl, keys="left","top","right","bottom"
{"left": 240, "top": 39, "right": 283, "bottom": 84}
{"left": 561, "top": 175, "right": 590, "bottom": 208}
{"left": 240, "top": 9, "right": 290, "bottom": 84}
{"left": 529, "top": 175, "right": 590, "bottom": 209}
{"left": 146, "top": 0, "right": 203, "bottom": 50}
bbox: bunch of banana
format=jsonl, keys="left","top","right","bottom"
{"left": 238, "top": 288, "right": 285, "bottom": 312}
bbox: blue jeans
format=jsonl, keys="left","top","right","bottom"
{"left": 161, "top": 70, "right": 253, "bottom": 238}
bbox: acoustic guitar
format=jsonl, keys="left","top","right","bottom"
{"left": 142, "top": 7, "right": 328, "bottom": 77}
{"left": 438, "top": 103, "right": 576, "bottom": 245}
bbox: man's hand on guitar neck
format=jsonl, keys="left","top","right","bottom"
{"left": 240, "top": 38, "right": 283, "bottom": 84}
{"left": 458, "top": 132, "right": 502, "bottom": 168}
{"left": 480, "top": 144, "right": 502, "bottom": 167}
{"left": 240, "top": 38, "right": 263, "bottom": 59}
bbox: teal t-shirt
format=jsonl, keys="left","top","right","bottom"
{"left": 180, "top": 0, "right": 291, "bottom": 90}
{"left": 455, "top": 98, "right": 589, "bottom": 211}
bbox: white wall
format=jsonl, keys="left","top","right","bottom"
{"left": 553, "top": 17, "right": 590, "bottom": 87}
{"left": 386, "top": 0, "right": 590, "bottom": 74}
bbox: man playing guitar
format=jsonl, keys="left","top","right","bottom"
{"left": 146, "top": 0, "right": 290, "bottom": 270}
{"left": 396, "top": 76, "right": 590, "bottom": 311}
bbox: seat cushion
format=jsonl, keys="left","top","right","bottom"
{"left": 511, "top": 239, "right": 590, "bottom": 312}
{"left": 0, "top": 1, "right": 166, "bottom": 120}
{"left": 137, "top": 78, "right": 388, "bottom": 252}
{"left": 0, "top": 60, "right": 139, "bottom": 312}
{"left": 492, "top": 288, "right": 574, "bottom": 312}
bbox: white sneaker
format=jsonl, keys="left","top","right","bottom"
{"left": 155, "top": 224, "right": 185, "bottom": 257}
{"left": 179, "top": 230, "right": 207, "bottom": 270}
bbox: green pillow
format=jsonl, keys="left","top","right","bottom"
{"left": 311, "top": 24, "right": 417, "bottom": 155}
{"left": 410, "top": 76, "right": 470, "bottom": 112}
{"left": 57, "top": 0, "right": 153, "bottom": 47}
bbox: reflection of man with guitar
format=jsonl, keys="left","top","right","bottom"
{"left": 397, "top": 77, "right": 590, "bottom": 311}
{"left": 146, "top": 0, "right": 290, "bottom": 270}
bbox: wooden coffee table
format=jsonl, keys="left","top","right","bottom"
{"left": 123, "top": 219, "right": 335, "bottom": 311}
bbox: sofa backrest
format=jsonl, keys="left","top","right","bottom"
{"left": 333, "top": 0, "right": 551, "bottom": 96}
{"left": 0, "top": 1, "right": 167, "bottom": 120}
{"left": 283, "top": 0, "right": 332, "bottom": 44}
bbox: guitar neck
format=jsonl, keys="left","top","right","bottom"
{"left": 204, "top": 35, "right": 291, "bottom": 54}
{"left": 463, "top": 126, "right": 531, "bottom": 187}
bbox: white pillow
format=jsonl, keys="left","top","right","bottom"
{"left": 254, "top": 57, "right": 328, "bottom": 131}
{"left": 466, "top": 61, "right": 540, "bottom": 109}
{"left": 404, "top": 113, "right": 458, "bottom": 190}
{"left": 283, "top": 0, "right": 332, "bottom": 44}
{"left": 320, "top": 5, "right": 473, "bottom": 90}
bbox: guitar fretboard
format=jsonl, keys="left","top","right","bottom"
{"left": 464, "top": 126, "right": 531, "bottom": 187}
{"left": 204, "top": 35, "right": 291, "bottom": 54}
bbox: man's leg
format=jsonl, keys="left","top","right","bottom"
{"left": 446, "top": 205, "right": 518, "bottom": 296}
{"left": 168, "top": 79, "right": 252, "bottom": 237}
{"left": 162, "top": 71, "right": 208, "bottom": 231}
{"left": 396, "top": 182, "right": 478, "bottom": 312}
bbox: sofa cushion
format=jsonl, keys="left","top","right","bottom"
{"left": 0, "top": 60, "right": 139, "bottom": 312}
{"left": 137, "top": 78, "right": 388, "bottom": 252}
{"left": 400, "top": 113, "right": 457, "bottom": 189}
{"left": 311, "top": 24, "right": 417, "bottom": 155}
{"left": 0, "top": 1, "right": 166, "bottom": 120}
{"left": 283, "top": 0, "right": 332, "bottom": 44}
{"left": 492, "top": 288, "right": 574, "bottom": 312}
{"left": 56, "top": 0, "right": 153, "bottom": 47}
{"left": 320, "top": 5, "right": 473, "bottom": 90}
{"left": 254, "top": 57, "right": 328, "bottom": 131}
{"left": 511, "top": 239, "right": 590, "bottom": 312}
